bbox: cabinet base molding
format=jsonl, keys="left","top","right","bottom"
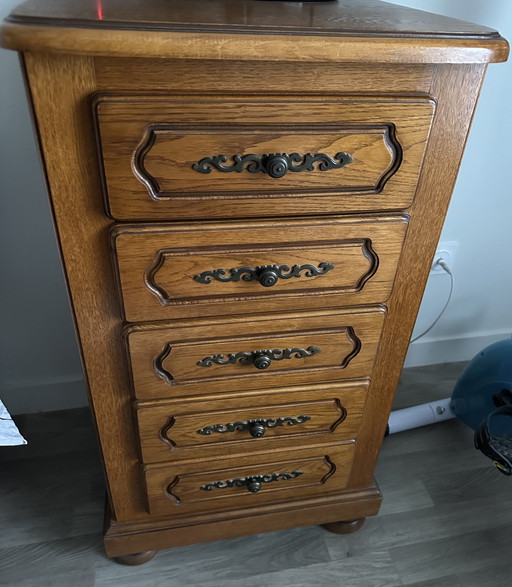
{"left": 104, "top": 483, "right": 382, "bottom": 558}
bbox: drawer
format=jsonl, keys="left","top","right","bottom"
{"left": 112, "top": 215, "right": 407, "bottom": 321}
{"left": 144, "top": 443, "right": 355, "bottom": 516}
{"left": 94, "top": 94, "right": 435, "bottom": 220}
{"left": 126, "top": 307, "right": 385, "bottom": 399}
{"left": 136, "top": 381, "right": 368, "bottom": 463}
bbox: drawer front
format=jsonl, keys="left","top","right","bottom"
{"left": 113, "top": 215, "right": 407, "bottom": 321}
{"left": 95, "top": 95, "right": 435, "bottom": 220}
{"left": 137, "top": 381, "right": 368, "bottom": 463}
{"left": 144, "top": 443, "right": 355, "bottom": 516}
{"left": 126, "top": 308, "right": 385, "bottom": 399}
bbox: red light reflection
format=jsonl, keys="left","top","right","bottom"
{"left": 96, "top": 1, "right": 104, "bottom": 21}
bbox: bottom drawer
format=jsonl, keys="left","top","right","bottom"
{"left": 144, "top": 443, "right": 355, "bottom": 516}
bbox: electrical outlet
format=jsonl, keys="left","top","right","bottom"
{"left": 431, "top": 241, "right": 458, "bottom": 274}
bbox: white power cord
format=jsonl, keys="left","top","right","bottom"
{"left": 410, "top": 258, "right": 454, "bottom": 343}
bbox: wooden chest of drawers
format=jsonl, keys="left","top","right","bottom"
{"left": 1, "top": 0, "right": 508, "bottom": 565}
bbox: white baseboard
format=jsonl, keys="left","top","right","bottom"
{"left": 1, "top": 375, "right": 88, "bottom": 415}
{"left": 404, "top": 330, "right": 512, "bottom": 368}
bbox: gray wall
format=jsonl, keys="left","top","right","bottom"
{"left": 1, "top": 0, "right": 86, "bottom": 414}
{"left": 0, "top": 0, "right": 511, "bottom": 413}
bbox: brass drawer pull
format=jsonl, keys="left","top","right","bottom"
{"left": 192, "top": 152, "right": 352, "bottom": 179}
{"left": 197, "top": 415, "right": 312, "bottom": 438}
{"left": 197, "top": 346, "right": 321, "bottom": 370}
{"left": 200, "top": 470, "right": 304, "bottom": 494}
{"left": 193, "top": 262, "right": 334, "bottom": 287}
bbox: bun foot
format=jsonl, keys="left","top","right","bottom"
{"left": 115, "top": 551, "right": 158, "bottom": 565}
{"left": 322, "top": 518, "right": 366, "bottom": 534}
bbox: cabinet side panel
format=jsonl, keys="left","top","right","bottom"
{"left": 348, "top": 63, "right": 488, "bottom": 489}
{"left": 22, "top": 52, "right": 146, "bottom": 521}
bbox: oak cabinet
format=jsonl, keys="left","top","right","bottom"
{"left": 1, "top": 0, "right": 508, "bottom": 564}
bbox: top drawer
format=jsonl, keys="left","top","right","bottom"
{"left": 94, "top": 95, "right": 435, "bottom": 221}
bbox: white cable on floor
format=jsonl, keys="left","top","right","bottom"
{"left": 386, "top": 398, "right": 455, "bottom": 435}
{"left": 410, "top": 259, "right": 454, "bottom": 344}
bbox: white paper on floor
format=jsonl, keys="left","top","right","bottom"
{"left": 0, "top": 399, "right": 27, "bottom": 446}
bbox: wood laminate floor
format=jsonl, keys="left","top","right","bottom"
{"left": 2, "top": 362, "right": 511, "bottom": 586}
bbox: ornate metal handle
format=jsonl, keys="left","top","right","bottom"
{"left": 200, "top": 470, "right": 304, "bottom": 493}
{"left": 192, "top": 152, "right": 352, "bottom": 179}
{"left": 194, "top": 262, "right": 334, "bottom": 287}
{"left": 197, "top": 346, "right": 321, "bottom": 370}
{"left": 197, "top": 415, "right": 311, "bottom": 437}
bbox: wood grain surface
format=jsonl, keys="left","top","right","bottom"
{"left": 95, "top": 96, "right": 434, "bottom": 220}
{"left": 2, "top": 0, "right": 508, "bottom": 63}
{"left": 144, "top": 442, "right": 355, "bottom": 517}
{"left": 4, "top": 25, "right": 508, "bottom": 63}
{"left": 94, "top": 59, "right": 436, "bottom": 96}
{"left": 4, "top": 0, "right": 503, "bottom": 38}
{"left": 125, "top": 308, "right": 384, "bottom": 399}
{"left": 22, "top": 53, "right": 147, "bottom": 523}
{"left": 136, "top": 380, "right": 369, "bottom": 463}
{"left": 113, "top": 215, "right": 407, "bottom": 321}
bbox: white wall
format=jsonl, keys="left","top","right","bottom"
{"left": 0, "top": 0, "right": 510, "bottom": 413}
{"left": 398, "top": 1, "right": 512, "bottom": 366}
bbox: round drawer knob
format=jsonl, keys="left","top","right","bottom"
{"left": 253, "top": 354, "right": 271, "bottom": 370}
{"left": 249, "top": 424, "right": 266, "bottom": 438}
{"left": 247, "top": 480, "right": 262, "bottom": 493}
{"left": 266, "top": 154, "right": 288, "bottom": 178}
{"left": 258, "top": 268, "right": 278, "bottom": 287}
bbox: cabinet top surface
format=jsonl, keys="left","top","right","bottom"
{"left": 2, "top": 0, "right": 508, "bottom": 63}
{"left": 4, "top": 0, "right": 501, "bottom": 39}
